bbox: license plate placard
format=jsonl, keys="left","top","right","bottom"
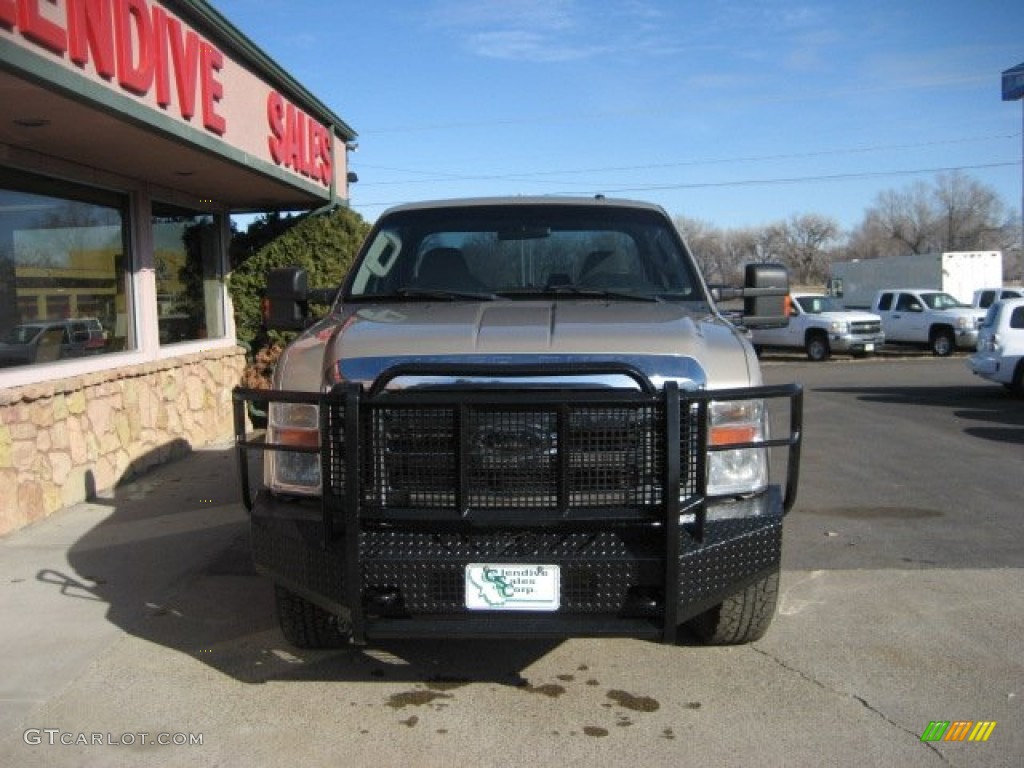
{"left": 465, "top": 564, "right": 560, "bottom": 611}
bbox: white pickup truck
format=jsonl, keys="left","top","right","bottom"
{"left": 972, "top": 287, "right": 1023, "bottom": 309}
{"left": 872, "top": 289, "right": 985, "bottom": 356}
{"left": 750, "top": 293, "right": 884, "bottom": 361}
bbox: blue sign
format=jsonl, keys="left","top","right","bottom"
{"left": 1003, "top": 62, "right": 1024, "bottom": 101}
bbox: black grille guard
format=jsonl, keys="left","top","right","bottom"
{"left": 233, "top": 364, "right": 802, "bottom": 525}
{"left": 233, "top": 365, "right": 802, "bottom": 644}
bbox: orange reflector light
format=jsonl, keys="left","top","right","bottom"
{"left": 709, "top": 425, "right": 759, "bottom": 446}
{"left": 276, "top": 428, "right": 319, "bottom": 448}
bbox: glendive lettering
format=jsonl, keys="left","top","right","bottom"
{"left": 1, "top": 0, "right": 226, "bottom": 134}
{"left": 267, "top": 91, "right": 332, "bottom": 186}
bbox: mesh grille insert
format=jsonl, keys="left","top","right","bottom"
{"left": 324, "top": 397, "right": 699, "bottom": 513}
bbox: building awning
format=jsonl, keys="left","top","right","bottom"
{"left": 1, "top": 0, "right": 356, "bottom": 212}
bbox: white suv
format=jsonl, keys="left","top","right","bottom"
{"left": 968, "top": 298, "right": 1024, "bottom": 395}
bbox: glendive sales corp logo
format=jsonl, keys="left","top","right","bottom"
{"left": 920, "top": 721, "right": 997, "bottom": 743}
{"left": 465, "top": 564, "right": 560, "bottom": 611}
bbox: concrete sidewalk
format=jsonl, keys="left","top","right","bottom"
{"left": 0, "top": 445, "right": 247, "bottom": 735}
{"left": 0, "top": 442, "right": 1022, "bottom": 767}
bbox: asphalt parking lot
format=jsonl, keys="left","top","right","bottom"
{"left": 0, "top": 354, "right": 1021, "bottom": 768}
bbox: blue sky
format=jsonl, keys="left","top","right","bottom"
{"left": 210, "top": 1, "right": 1023, "bottom": 233}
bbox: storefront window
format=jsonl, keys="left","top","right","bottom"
{"left": 152, "top": 203, "right": 226, "bottom": 345}
{"left": 0, "top": 169, "right": 132, "bottom": 368}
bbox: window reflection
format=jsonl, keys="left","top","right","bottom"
{"left": 0, "top": 171, "right": 131, "bottom": 368}
{"left": 152, "top": 202, "right": 225, "bottom": 345}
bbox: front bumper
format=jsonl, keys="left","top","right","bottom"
{"left": 249, "top": 491, "right": 785, "bottom": 641}
{"left": 956, "top": 329, "right": 980, "bottom": 349}
{"left": 830, "top": 333, "right": 885, "bottom": 354}
{"left": 233, "top": 375, "right": 802, "bottom": 643}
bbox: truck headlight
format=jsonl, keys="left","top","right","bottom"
{"left": 955, "top": 316, "right": 972, "bottom": 330}
{"left": 706, "top": 399, "right": 767, "bottom": 497}
{"left": 267, "top": 402, "right": 322, "bottom": 494}
{"left": 829, "top": 320, "right": 849, "bottom": 333}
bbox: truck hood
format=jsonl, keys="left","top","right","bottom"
{"left": 929, "top": 307, "right": 986, "bottom": 320}
{"left": 817, "top": 310, "right": 880, "bottom": 321}
{"left": 276, "top": 300, "right": 758, "bottom": 392}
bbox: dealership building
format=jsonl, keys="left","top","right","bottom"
{"left": 0, "top": 0, "right": 356, "bottom": 534}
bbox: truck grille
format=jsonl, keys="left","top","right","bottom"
{"left": 850, "top": 320, "right": 881, "bottom": 335}
{"left": 325, "top": 396, "right": 700, "bottom": 514}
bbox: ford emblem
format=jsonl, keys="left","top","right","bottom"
{"left": 471, "top": 425, "right": 554, "bottom": 460}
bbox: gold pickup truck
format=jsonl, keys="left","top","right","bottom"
{"left": 234, "top": 196, "right": 802, "bottom": 648}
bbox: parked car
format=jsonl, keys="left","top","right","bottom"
{"left": 871, "top": 289, "right": 985, "bottom": 356}
{"left": 968, "top": 298, "right": 1024, "bottom": 395}
{"left": 0, "top": 319, "right": 102, "bottom": 367}
{"left": 750, "top": 293, "right": 883, "bottom": 361}
{"left": 972, "top": 287, "right": 1024, "bottom": 309}
{"left": 72, "top": 317, "right": 107, "bottom": 350}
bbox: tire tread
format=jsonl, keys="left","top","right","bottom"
{"left": 275, "top": 585, "right": 350, "bottom": 649}
{"left": 686, "top": 570, "right": 780, "bottom": 645}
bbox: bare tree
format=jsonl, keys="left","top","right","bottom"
{"left": 668, "top": 172, "right": 1017, "bottom": 287}
{"left": 718, "top": 229, "right": 757, "bottom": 282}
{"left": 674, "top": 217, "right": 796, "bottom": 285}
{"left": 752, "top": 223, "right": 787, "bottom": 264}
{"left": 849, "top": 172, "right": 1011, "bottom": 258}
{"left": 674, "top": 216, "right": 727, "bottom": 284}
{"left": 931, "top": 170, "right": 1007, "bottom": 251}
{"left": 778, "top": 213, "right": 839, "bottom": 285}
{"left": 851, "top": 182, "right": 935, "bottom": 256}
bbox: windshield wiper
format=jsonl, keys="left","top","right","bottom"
{"left": 392, "top": 287, "right": 498, "bottom": 301}
{"left": 496, "top": 287, "right": 663, "bottom": 303}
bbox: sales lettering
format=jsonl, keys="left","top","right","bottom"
{"left": 267, "top": 90, "right": 332, "bottom": 187}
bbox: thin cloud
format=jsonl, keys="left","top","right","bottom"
{"left": 865, "top": 46, "right": 1011, "bottom": 89}
{"left": 466, "top": 30, "right": 609, "bottom": 63}
{"left": 427, "top": 0, "right": 679, "bottom": 63}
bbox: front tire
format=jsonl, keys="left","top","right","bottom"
{"left": 930, "top": 328, "right": 955, "bottom": 357}
{"left": 685, "top": 569, "right": 780, "bottom": 645}
{"left": 275, "top": 585, "right": 351, "bottom": 649}
{"left": 805, "top": 333, "right": 831, "bottom": 362}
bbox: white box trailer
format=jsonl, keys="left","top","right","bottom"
{"left": 828, "top": 251, "right": 1003, "bottom": 308}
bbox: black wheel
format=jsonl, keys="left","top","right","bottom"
{"left": 274, "top": 585, "right": 351, "bottom": 649}
{"left": 686, "top": 569, "right": 780, "bottom": 645}
{"left": 930, "top": 329, "right": 955, "bottom": 357}
{"left": 805, "top": 333, "right": 831, "bottom": 362}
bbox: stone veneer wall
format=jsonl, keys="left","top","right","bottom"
{"left": 0, "top": 346, "right": 247, "bottom": 536}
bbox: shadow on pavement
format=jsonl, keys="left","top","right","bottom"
{"left": 813, "top": 383, "right": 1024, "bottom": 445}
{"left": 51, "top": 444, "right": 711, "bottom": 685}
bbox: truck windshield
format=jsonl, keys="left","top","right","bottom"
{"left": 795, "top": 296, "right": 845, "bottom": 313}
{"left": 920, "top": 292, "right": 967, "bottom": 310}
{"left": 345, "top": 204, "right": 703, "bottom": 302}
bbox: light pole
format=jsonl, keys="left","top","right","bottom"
{"left": 1003, "top": 62, "right": 1024, "bottom": 280}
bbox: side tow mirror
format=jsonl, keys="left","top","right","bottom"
{"left": 264, "top": 268, "right": 310, "bottom": 331}
{"left": 742, "top": 263, "right": 790, "bottom": 328}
